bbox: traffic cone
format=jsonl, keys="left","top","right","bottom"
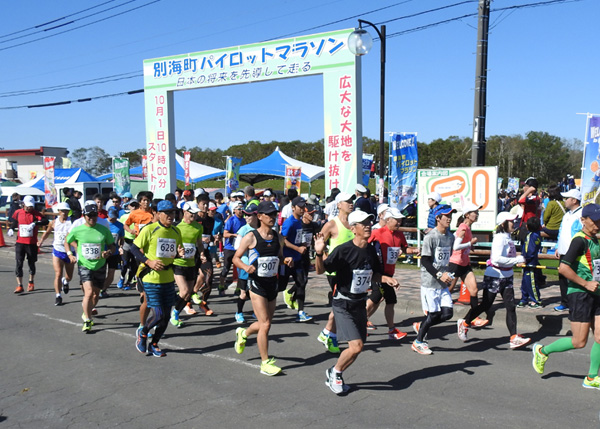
{"left": 457, "top": 281, "right": 471, "bottom": 305}
{"left": 0, "top": 227, "right": 5, "bottom": 247}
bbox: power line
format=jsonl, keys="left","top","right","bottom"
{"left": 0, "top": 89, "right": 144, "bottom": 110}
{"left": 0, "top": 0, "right": 164, "bottom": 52}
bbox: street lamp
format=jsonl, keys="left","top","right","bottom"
{"left": 348, "top": 20, "right": 386, "bottom": 183}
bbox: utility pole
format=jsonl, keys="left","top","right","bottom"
{"left": 471, "top": 0, "right": 491, "bottom": 166}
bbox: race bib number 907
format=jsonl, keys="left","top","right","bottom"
{"left": 257, "top": 256, "right": 279, "bottom": 277}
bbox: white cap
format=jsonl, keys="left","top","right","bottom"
{"left": 54, "top": 202, "right": 71, "bottom": 212}
{"left": 23, "top": 196, "right": 35, "bottom": 207}
{"left": 348, "top": 210, "right": 374, "bottom": 226}
{"left": 376, "top": 203, "right": 389, "bottom": 215}
{"left": 384, "top": 207, "right": 405, "bottom": 220}
{"left": 427, "top": 192, "right": 441, "bottom": 203}
{"left": 232, "top": 202, "right": 244, "bottom": 210}
{"left": 182, "top": 201, "right": 200, "bottom": 213}
{"left": 335, "top": 192, "right": 355, "bottom": 204}
{"left": 194, "top": 188, "right": 206, "bottom": 198}
{"left": 462, "top": 202, "right": 482, "bottom": 214}
{"left": 232, "top": 191, "right": 244, "bottom": 198}
{"left": 356, "top": 184, "right": 368, "bottom": 193}
{"left": 496, "top": 212, "right": 518, "bottom": 225}
{"left": 263, "top": 190, "right": 272, "bottom": 197}
{"left": 561, "top": 189, "right": 581, "bottom": 201}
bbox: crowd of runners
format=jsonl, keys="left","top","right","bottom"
{"left": 8, "top": 181, "right": 600, "bottom": 394}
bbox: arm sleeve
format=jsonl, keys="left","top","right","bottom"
{"left": 491, "top": 234, "right": 522, "bottom": 266}
{"left": 453, "top": 236, "right": 471, "bottom": 251}
{"left": 130, "top": 243, "right": 148, "bottom": 264}
{"left": 421, "top": 255, "right": 438, "bottom": 277}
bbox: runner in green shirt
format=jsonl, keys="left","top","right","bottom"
{"left": 170, "top": 201, "right": 206, "bottom": 327}
{"left": 66, "top": 203, "right": 115, "bottom": 333}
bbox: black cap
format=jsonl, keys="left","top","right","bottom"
{"left": 83, "top": 203, "right": 98, "bottom": 215}
{"left": 292, "top": 196, "right": 306, "bottom": 207}
{"left": 257, "top": 201, "right": 278, "bottom": 214}
{"left": 243, "top": 203, "right": 258, "bottom": 215}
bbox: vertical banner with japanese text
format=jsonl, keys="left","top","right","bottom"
{"left": 142, "top": 155, "right": 148, "bottom": 180}
{"left": 143, "top": 29, "right": 361, "bottom": 198}
{"left": 183, "top": 151, "right": 191, "bottom": 187}
{"left": 507, "top": 177, "right": 519, "bottom": 193}
{"left": 389, "top": 133, "right": 418, "bottom": 210}
{"left": 112, "top": 157, "right": 130, "bottom": 196}
{"left": 226, "top": 157, "right": 242, "bottom": 196}
{"left": 362, "top": 154, "right": 373, "bottom": 187}
{"left": 580, "top": 115, "right": 600, "bottom": 206}
{"left": 43, "top": 156, "right": 57, "bottom": 208}
{"left": 285, "top": 166, "right": 302, "bottom": 194}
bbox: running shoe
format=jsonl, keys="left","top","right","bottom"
{"left": 283, "top": 289, "right": 295, "bottom": 309}
{"left": 148, "top": 343, "right": 166, "bottom": 357}
{"left": 82, "top": 320, "right": 92, "bottom": 333}
{"left": 81, "top": 313, "right": 95, "bottom": 326}
{"left": 218, "top": 288, "right": 226, "bottom": 297}
{"left": 170, "top": 309, "right": 183, "bottom": 328}
{"left": 99, "top": 290, "right": 109, "bottom": 299}
{"left": 27, "top": 282, "right": 35, "bottom": 292}
{"left": 470, "top": 317, "right": 490, "bottom": 328}
{"left": 509, "top": 334, "right": 531, "bottom": 349}
{"left": 457, "top": 319, "right": 469, "bottom": 342}
{"left": 412, "top": 322, "right": 420, "bottom": 334}
{"left": 199, "top": 301, "right": 214, "bottom": 316}
{"left": 235, "top": 327, "right": 247, "bottom": 354}
{"left": 297, "top": 311, "right": 313, "bottom": 322}
{"left": 411, "top": 340, "right": 432, "bottom": 355}
{"left": 117, "top": 278, "right": 124, "bottom": 289}
{"left": 191, "top": 293, "right": 202, "bottom": 305}
{"left": 388, "top": 328, "right": 408, "bottom": 340}
{"left": 317, "top": 332, "right": 340, "bottom": 353}
{"left": 136, "top": 326, "right": 147, "bottom": 354}
{"left": 532, "top": 343, "right": 548, "bottom": 374}
{"left": 582, "top": 376, "right": 600, "bottom": 390}
{"left": 123, "top": 284, "right": 131, "bottom": 291}
{"left": 517, "top": 301, "right": 527, "bottom": 308}
{"left": 91, "top": 308, "right": 98, "bottom": 316}
{"left": 325, "top": 366, "right": 349, "bottom": 394}
{"left": 529, "top": 302, "right": 542, "bottom": 309}
{"left": 251, "top": 313, "right": 257, "bottom": 320}
{"left": 366, "top": 321, "right": 377, "bottom": 330}
{"left": 554, "top": 304, "right": 568, "bottom": 312}
{"left": 183, "top": 303, "right": 197, "bottom": 315}
{"left": 235, "top": 312, "right": 245, "bottom": 324}
{"left": 62, "top": 277, "right": 70, "bottom": 294}
{"left": 260, "top": 357, "right": 282, "bottom": 376}
{"left": 14, "top": 285, "right": 24, "bottom": 294}
{"left": 55, "top": 296, "right": 62, "bottom": 306}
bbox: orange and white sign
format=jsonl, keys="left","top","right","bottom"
{"left": 417, "top": 166, "right": 498, "bottom": 231}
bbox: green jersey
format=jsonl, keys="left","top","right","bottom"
{"left": 66, "top": 223, "right": 114, "bottom": 271}
{"left": 119, "top": 212, "right": 135, "bottom": 240}
{"left": 563, "top": 231, "right": 600, "bottom": 296}
{"left": 173, "top": 221, "right": 203, "bottom": 267}
{"left": 134, "top": 222, "right": 182, "bottom": 284}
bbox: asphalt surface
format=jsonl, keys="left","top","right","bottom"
{"left": 1, "top": 237, "right": 599, "bottom": 428}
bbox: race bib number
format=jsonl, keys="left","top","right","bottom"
{"left": 82, "top": 243, "right": 101, "bottom": 260}
{"left": 19, "top": 224, "right": 34, "bottom": 238}
{"left": 112, "top": 233, "right": 119, "bottom": 243}
{"left": 202, "top": 234, "right": 211, "bottom": 243}
{"left": 507, "top": 241, "right": 517, "bottom": 258}
{"left": 302, "top": 232, "right": 313, "bottom": 245}
{"left": 294, "top": 229, "right": 303, "bottom": 245}
{"left": 156, "top": 238, "right": 176, "bottom": 258}
{"left": 257, "top": 256, "right": 279, "bottom": 277}
{"left": 593, "top": 260, "right": 600, "bottom": 282}
{"left": 56, "top": 232, "right": 67, "bottom": 243}
{"left": 182, "top": 243, "right": 196, "bottom": 259}
{"left": 435, "top": 247, "right": 451, "bottom": 267}
{"left": 351, "top": 269, "right": 373, "bottom": 294}
{"left": 386, "top": 247, "right": 401, "bottom": 265}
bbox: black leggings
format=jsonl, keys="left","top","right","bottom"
{"left": 143, "top": 305, "right": 170, "bottom": 344}
{"left": 219, "top": 249, "right": 236, "bottom": 287}
{"left": 465, "top": 287, "right": 517, "bottom": 336}
{"left": 417, "top": 307, "right": 453, "bottom": 342}
{"left": 282, "top": 267, "right": 308, "bottom": 311}
{"left": 121, "top": 246, "right": 138, "bottom": 284}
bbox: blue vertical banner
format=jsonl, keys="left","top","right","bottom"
{"left": 362, "top": 154, "right": 374, "bottom": 187}
{"left": 507, "top": 177, "right": 520, "bottom": 193}
{"left": 225, "top": 156, "right": 242, "bottom": 196}
{"left": 581, "top": 115, "right": 600, "bottom": 206}
{"left": 389, "top": 133, "right": 418, "bottom": 210}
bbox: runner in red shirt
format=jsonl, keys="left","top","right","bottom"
{"left": 11, "top": 196, "right": 48, "bottom": 293}
{"left": 366, "top": 207, "right": 412, "bottom": 340}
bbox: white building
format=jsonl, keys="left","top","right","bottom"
{"left": 0, "top": 147, "right": 69, "bottom": 183}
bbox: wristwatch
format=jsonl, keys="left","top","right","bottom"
{"left": 436, "top": 271, "right": 443, "bottom": 280}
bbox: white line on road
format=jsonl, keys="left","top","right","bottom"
{"left": 34, "top": 313, "right": 260, "bottom": 369}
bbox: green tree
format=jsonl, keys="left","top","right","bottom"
{"left": 118, "top": 148, "right": 146, "bottom": 167}
{"left": 71, "top": 146, "right": 112, "bottom": 176}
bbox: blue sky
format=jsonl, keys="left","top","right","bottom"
{"left": 0, "top": 0, "right": 597, "bottom": 161}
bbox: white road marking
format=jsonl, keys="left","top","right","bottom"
{"left": 34, "top": 313, "right": 260, "bottom": 369}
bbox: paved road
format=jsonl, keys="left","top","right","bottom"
{"left": 1, "top": 253, "right": 599, "bottom": 428}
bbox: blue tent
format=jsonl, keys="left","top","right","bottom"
{"left": 21, "top": 168, "right": 99, "bottom": 191}
{"left": 236, "top": 147, "right": 325, "bottom": 184}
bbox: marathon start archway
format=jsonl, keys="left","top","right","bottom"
{"left": 143, "top": 29, "right": 363, "bottom": 198}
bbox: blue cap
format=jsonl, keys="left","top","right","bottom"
{"left": 108, "top": 207, "right": 119, "bottom": 219}
{"left": 582, "top": 203, "right": 600, "bottom": 221}
{"left": 157, "top": 200, "right": 176, "bottom": 212}
{"left": 433, "top": 204, "right": 457, "bottom": 218}
{"left": 122, "top": 192, "right": 133, "bottom": 199}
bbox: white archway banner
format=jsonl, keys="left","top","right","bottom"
{"left": 143, "top": 29, "right": 362, "bottom": 197}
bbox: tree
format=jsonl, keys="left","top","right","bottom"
{"left": 70, "top": 146, "right": 112, "bottom": 176}
{"left": 118, "top": 148, "right": 146, "bottom": 167}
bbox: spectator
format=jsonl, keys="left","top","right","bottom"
{"left": 354, "top": 184, "right": 373, "bottom": 214}
{"left": 541, "top": 186, "right": 566, "bottom": 240}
